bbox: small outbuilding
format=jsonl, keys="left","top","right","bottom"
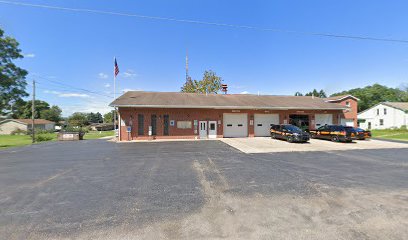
{"left": 0, "top": 119, "right": 55, "bottom": 135}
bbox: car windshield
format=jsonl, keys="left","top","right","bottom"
{"left": 344, "top": 126, "right": 356, "bottom": 132}
{"left": 284, "top": 125, "right": 302, "bottom": 132}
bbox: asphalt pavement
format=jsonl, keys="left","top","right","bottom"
{"left": 0, "top": 139, "right": 407, "bottom": 239}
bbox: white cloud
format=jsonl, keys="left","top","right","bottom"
{"left": 122, "top": 69, "right": 138, "bottom": 78}
{"left": 59, "top": 93, "right": 91, "bottom": 98}
{"left": 23, "top": 53, "right": 35, "bottom": 58}
{"left": 98, "top": 72, "right": 109, "bottom": 79}
{"left": 44, "top": 90, "right": 92, "bottom": 98}
{"left": 240, "top": 91, "right": 250, "bottom": 94}
{"left": 121, "top": 88, "right": 142, "bottom": 93}
{"left": 62, "top": 101, "right": 112, "bottom": 117}
{"left": 104, "top": 83, "right": 111, "bottom": 88}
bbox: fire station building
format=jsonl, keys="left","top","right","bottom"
{"left": 110, "top": 91, "right": 358, "bottom": 141}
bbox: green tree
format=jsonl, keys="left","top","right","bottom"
{"left": 294, "top": 92, "right": 303, "bottom": 96}
{"left": 181, "top": 70, "right": 223, "bottom": 94}
{"left": 67, "top": 112, "right": 89, "bottom": 127}
{"left": 304, "top": 89, "right": 327, "bottom": 98}
{"left": 87, "top": 112, "right": 104, "bottom": 123}
{"left": 17, "top": 100, "right": 50, "bottom": 119}
{"left": 103, "top": 111, "right": 114, "bottom": 123}
{"left": 41, "top": 105, "right": 62, "bottom": 123}
{"left": 331, "top": 83, "right": 408, "bottom": 112}
{"left": 0, "top": 28, "right": 28, "bottom": 116}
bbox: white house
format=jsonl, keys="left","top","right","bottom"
{"left": 358, "top": 102, "right": 408, "bottom": 130}
{"left": 0, "top": 119, "right": 55, "bottom": 134}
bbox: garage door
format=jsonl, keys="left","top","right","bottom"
{"left": 341, "top": 118, "right": 354, "bottom": 127}
{"left": 254, "top": 114, "right": 279, "bottom": 136}
{"left": 315, "top": 114, "right": 333, "bottom": 129}
{"left": 223, "top": 113, "right": 248, "bottom": 137}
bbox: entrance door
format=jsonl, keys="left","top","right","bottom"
{"left": 208, "top": 121, "right": 217, "bottom": 139}
{"left": 223, "top": 113, "right": 248, "bottom": 137}
{"left": 199, "top": 121, "right": 207, "bottom": 139}
{"left": 254, "top": 114, "right": 279, "bottom": 136}
{"left": 289, "top": 114, "right": 310, "bottom": 131}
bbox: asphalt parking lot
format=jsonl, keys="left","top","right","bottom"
{"left": 0, "top": 139, "right": 407, "bottom": 239}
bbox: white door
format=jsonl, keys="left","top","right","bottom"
{"left": 223, "top": 113, "right": 248, "bottom": 138}
{"left": 315, "top": 114, "right": 333, "bottom": 129}
{"left": 199, "top": 121, "right": 207, "bottom": 139}
{"left": 254, "top": 114, "right": 279, "bottom": 136}
{"left": 208, "top": 121, "right": 217, "bottom": 139}
{"left": 341, "top": 118, "right": 354, "bottom": 127}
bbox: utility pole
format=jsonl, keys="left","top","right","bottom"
{"left": 32, "top": 79, "right": 36, "bottom": 143}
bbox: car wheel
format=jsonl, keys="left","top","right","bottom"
{"left": 271, "top": 133, "right": 276, "bottom": 139}
{"left": 310, "top": 133, "right": 316, "bottom": 139}
{"left": 331, "top": 135, "right": 339, "bottom": 142}
{"left": 287, "top": 136, "right": 294, "bottom": 143}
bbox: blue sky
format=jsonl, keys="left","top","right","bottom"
{"left": 1, "top": 0, "right": 408, "bottom": 116}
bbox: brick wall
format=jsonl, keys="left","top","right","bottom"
{"left": 328, "top": 97, "right": 358, "bottom": 127}
{"left": 117, "top": 107, "right": 344, "bottom": 140}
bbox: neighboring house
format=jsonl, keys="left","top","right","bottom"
{"left": 89, "top": 123, "right": 114, "bottom": 131}
{"left": 358, "top": 102, "right": 408, "bottom": 130}
{"left": 325, "top": 95, "right": 360, "bottom": 127}
{"left": 0, "top": 119, "right": 55, "bottom": 134}
{"left": 110, "top": 91, "right": 358, "bottom": 141}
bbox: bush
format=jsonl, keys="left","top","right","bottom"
{"left": 35, "top": 134, "right": 54, "bottom": 142}
{"left": 27, "top": 128, "right": 55, "bottom": 135}
{"left": 62, "top": 125, "right": 89, "bottom": 133}
{"left": 400, "top": 125, "right": 407, "bottom": 131}
{"left": 10, "top": 128, "right": 27, "bottom": 135}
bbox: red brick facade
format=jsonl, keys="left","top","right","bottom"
{"left": 327, "top": 97, "right": 358, "bottom": 127}
{"left": 117, "top": 107, "right": 356, "bottom": 141}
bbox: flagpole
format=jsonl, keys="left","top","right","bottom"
{"left": 113, "top": 57, "right": 117, "bottom": 141}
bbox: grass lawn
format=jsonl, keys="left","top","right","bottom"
{"left": 83, "top": 130, "right": 114, "bottom": 140}
{"left": 371, "top": 129, "right": 408, "bottom": 141}
{"left": 0, "top": 131, "right": 114, "bottom": 149}
{"left": 0, "top": 133, "right": 57, "bottom": 149}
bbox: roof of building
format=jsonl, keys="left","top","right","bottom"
{"left": 325, "top": 95, "right": 360, "bottom": 102}
{"left": 382, "top": 102, "right": 408, "bottom": 112}
{"left": 0, "top": 119, "right": 55, "bottom": 125}
{"left": 110, "top": 91, "right": 348, "bottom": 110}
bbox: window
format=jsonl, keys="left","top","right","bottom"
{"left": 380, "top": 119, "right": 384, "bottom": 126}
{"left": 384, "top": 108, "right": 387, "bottom": 115}
{"left": 177, "top": 121, "right": 192, "bottom": 129}
{"left": 138, "top": 114, "right": 144, "bottom": 135}
{"left": 377, "top": 109, "right": 379, "bottom": 115}
{"left": 210, "top": 123, "right": 215, "bottom": 130}
{"left": 345, "top": 101, "right": 350, "bottom": 107}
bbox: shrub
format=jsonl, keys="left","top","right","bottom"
{"left": 35, "top": 134, "right": 54, "bottom": 142}
{"left": 10, "top": 128, "right": 27, "bottom": 135}
{"left": 400, "top": 125, "right": 407, "bottom": 131}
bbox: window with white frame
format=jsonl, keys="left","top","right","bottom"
{"left": 384, "top": 108, "right": 387, "bottom": 115}
{"left": 379, "top": 119, "right": 384, "bottom": 126}
{"left": 345, "top": 101, "right": 350, "bottom": 107}
{"left": 377, "top": 109, "right": 379, "bottom": 115}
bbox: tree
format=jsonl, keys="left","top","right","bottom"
{"left": 294, "top": 92, "right": 303, "bottom": 96}
{"left": 67, "top": 112, "right": 89, "bottom": 127}
{"left": 304, "top": 89, "right": 327, "bottom": 98}
{"left": 87, "top": 112, "right": 103, "bottom": 123}
{"left": 181, "top": 70, "right": 223, "bottom": 94}
{"left": 331, "top": 83, "right": 408, "bottom": 112}
{"left": 103, "top": 111, "right": 114, "bottom": 123}
{"left": 0, "top": 28, "right": 29, "bottom": 116}
{"left": 17, "top": 100, "right": 50, "bottom": 119}
{"left": 41, "top": 105, "right": 62, "bottom": 123}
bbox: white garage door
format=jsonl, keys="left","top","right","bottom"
{"left": 315, "top": 114, "right": 333, "bottom": 129}
{"left": 341, "top": 118, "right": 354, "bottom": 127}
{"left": 223, "top": 113, "right": 248, "bottom": 138}
{"left": 254, "top": 114, "right": 279, "bottom": 136}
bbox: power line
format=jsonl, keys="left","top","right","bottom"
{"left": 33, "top": 75, "right": 113, "bottom": 99}
{"left": 1, "top": 0, "right": 408, "bottom": 44}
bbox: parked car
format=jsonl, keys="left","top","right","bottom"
{"left": 350, "top": 127, "right": 371, "bottom": 140}
{"left": 270, "top": 124, "right": 310, "bottom": 143}
{"left": 309, "top": 125, "right": 363, "bottom": 142}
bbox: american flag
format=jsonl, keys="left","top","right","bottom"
{"left": 114, "top": 58, "right": 119, "bottom": 77}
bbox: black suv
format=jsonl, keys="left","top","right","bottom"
{"left": 309, "top": 125, "right": 363, "bottom": 142}
{"left": 270, "top": 124, "right": 310, "bottom": 143}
